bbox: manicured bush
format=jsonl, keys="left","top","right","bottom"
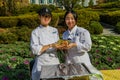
{"left": 56, "top": 10, "right": 100, "bottom": 34}
{"left": 0, "top": 14, "right": 39, "bottom": 28}
{"left": 0, "top": 27, "right": 33, "bottom": 44}
{"left": 89, "top": 21, "right": 103, "bottom": 34}
{"left": 0, "top": 32, "right": 18, "bottom": 44}
{"left": 114, "top": 22, "right": 120, "bottom": 34}
{"left": 0, "top": 13, "right": 61, "bottom": 29}
{"left": 96, "top": 1, "right": 120, "bottom": 9}
{"left": 57, "top": 12, "right": 65, "bottom": 27}
{"left": 53, "top": 8, "right": 64, "bottom": 13}
{"left": 100, "top": 10, "right": 120, "bottom": 26}
{"left": 17, "top": 14, "right": 39, "bottom": 28}
{"left": 76, "top": 10, "right": 100, "bottom": 28}
{"left": 9, "top": 27, "right": 33, "bottom": 42}
{"left": 29, "top": 4, "right": 56, "bottom": 13}
{"left": 50, "top": 13, "right": 59, "bottom": 27}
{"left": 16, "top": 27, "right": 33, "bottom": 42}
{"left": 0, "top": 17, "right": 18, "bottom": 28}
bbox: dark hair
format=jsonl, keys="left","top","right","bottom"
{"left": 64, "top": 10, "right": 78, "bottom": 22}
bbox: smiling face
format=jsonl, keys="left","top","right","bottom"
{"left": 65, "top": 13, "right": 76, "bottom": 30}
{"left": 39, "top": 14, "right": 51, "bottom": 27}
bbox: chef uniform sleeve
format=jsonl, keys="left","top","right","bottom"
{"left": 75, "top": 30, "right": 92, "bottom": 53}
{"left": 30, "top": 31, "right": 42, "bottom": 55}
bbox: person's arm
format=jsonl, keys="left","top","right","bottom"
{"left": 30, "top": 30, "right": 52, "bottom": 55}
{"left": 75, "top": 30, "right": 92, "bottom": 53}
{"left": 40, "top": 44, "right": 52, "bottom": 53}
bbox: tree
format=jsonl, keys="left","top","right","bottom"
{"left": 58, "top": 0, "right": 80, "bottom": 10}
{"left": 81, "top": 0, "right": 85, "bottom": 7}
{"left": 6, "top": 0, "right": 16, "bottom": 15}
{"left": 89, "top": 0, "right": 94, "bottom": 7}
{"left": 0, "top": 0, "right": 29, "bottom": 16}
{"left": 0, "top": 0, "right": 8, "bottom": 16}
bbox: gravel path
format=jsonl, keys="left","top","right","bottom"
{"left": 100, "top": 22, "right": 120, "bottom": 36}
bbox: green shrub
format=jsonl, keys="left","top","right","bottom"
{"left": 115, "top": 22, "right": 120, "bottom": 34}
{"left": 48, "top": 4, "right": 56, "bottom": 11}
{"left": 0, "top": 13, "right": 61, "bottom": 28}
{"left": 50, "top": 13, "right": 60, "bottom": 27}
{"left": 17, "top": 27, "right": 32, "bottom": 42}
{"left": 55, "top": 10, "right": 100, "bottom": 34}
{"left": 57, "top": 12, "right": 65, "bottom": 26}
{"left": 96, "top": 1, "right": 120, "bottom": 9}
{"left": 89, "top": 21, "right": 103, "bottom": 34}
{"left": 17, "top": 14, "right": 39, "bottom": 28}
{"left": 29, "top": 4, "right": 42, "bottom": 12}
{"left": 53, "top": 8, "right": 64, "bottom": 13}
{"left": 29, "top": 4, "right": 56, "bottom": 13}
{"left": 9, "top": 27, "right": 33, "bottom": 42}
{"left": 15, "top": 6, "right": 31, "bottom": 15}
{"left": 0, "top": 14, "right": 39, "bottom": 28}
{"left": 76, "top": 10, "right": 100, "bottom": 28}
{"left": 0, "top": 17, "right": 18, "bottom": 28}
{"left": 100, "top": 10, "right": 120, "bottom": 26}
{"left": 0, "top": 32, "right": 18, "bottom": 44}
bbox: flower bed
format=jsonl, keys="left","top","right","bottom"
{"left": 90, "top": 35, "right": 120, "bottom": 70}
{"left": 0, "top": 35, "right": 120, "bottom": 80}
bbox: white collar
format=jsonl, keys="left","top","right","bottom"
{"left": 39, "top": 25, "right": 49, "bottom": 28}
{"left": 68, "top": 25, "right": 77, "bottom": 35}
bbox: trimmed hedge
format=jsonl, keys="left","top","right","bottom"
{"left": 115, "top": 22, "right": 120, "bottom": 34}
{"left": 0, "top": 13, "right": 59, "bottom": 28}
{"left": 9, "top": 27, "right": 33, "bottom": 42}
{"left": 0, "top": 11, "right": 101, "bottom": 43}
{"left": 89, "top": 21, "right": 103, "bottom": 34}
{"left": 17, "top": 14, "right": 39, "bottom": 28}
{"left": 95, "top": 1, "right": 120, "bottom": 9}
{"left": 57, "top": 10, "right": 100, "bottom": 30}
{"left": 0, "top": 10, "right": 100, "bottom": 29}
{"left": 50, "top": 13, "right": 59, "bottom": 27}
{"left": 76, "top": 10, "right": 100, "bottom": 28}
{"left": 0, "top": 32, "right": 18, "bottom": 44}
{"left": 0, "top": 14, "right": 38, "bottom": 28}
{"left": 0, "top": 17, "right": 18, "bottom": 28}
{"left": 0, "top": 27, "right": 33, "bottom": 44}
{"left": 100, "top": 10, "right": 120, "bottom": 26}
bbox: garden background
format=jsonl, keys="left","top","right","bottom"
{"left": 0, "top": 0, "right": 120, "bottom": 80}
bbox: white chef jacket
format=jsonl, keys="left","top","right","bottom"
{"left": 30, "top": 25, "right": 60, "bottom": 80}
{"left": 62, "top": 25, "right": 103, "bottom": 76}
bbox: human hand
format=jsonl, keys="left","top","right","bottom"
{"left": 52, "top": 43, "right": 63, "bottom": 49}
{"left": 62, "top": 43, "right": 77, "bottom": 50}
{"left": 56, "top": 40, "right": 69, "bottom": 50}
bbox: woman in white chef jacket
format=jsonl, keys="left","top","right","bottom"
{"left": 30, "top": 7, "right": 60, "bottom": 80}
{"left": 62, "top": 10, "right": 103, "bottom": 78}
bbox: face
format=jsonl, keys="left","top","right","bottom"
{"left": 65, "top": 13, "right": 76, "bottom": 30}
{"left": 39, "top": 14, "right": 51, "bottom": 27}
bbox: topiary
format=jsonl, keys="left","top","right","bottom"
{"left": 115, "top": 21, "right": 120, "bottom": 34}
{"left": 89, "top": 21, "right": 103, "bottom": 34}
{"left": 15, "top": 27, "right": 33, "bottom": 42}
{"left": 0, "top": 32, "right": 18, "bottom": 44}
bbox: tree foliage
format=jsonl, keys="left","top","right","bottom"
{"left": 58, "top": 0, "right": 80, "bottom": 10}
{"left": 0, "top": 0, "right": 29, "bottom": 16}
{"left": 89, "top": 0, "right": 94, "bottom": 7}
